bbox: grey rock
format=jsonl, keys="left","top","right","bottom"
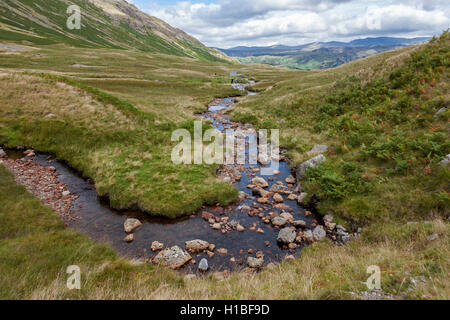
{"left": 198, "top": 258, "right": 209, "bottom": 272}
{"left": 303, "top": 230, "right": 314, "bottom": 243}
{"left": 271, "top": 216, "right": 287, "bottom": 227}
{"left": 277, "top": 227, "right": 296, "bottom": 244}
{"left": 247, "top": 257, "right": 264, "bottom": 268}
{"left": 434, "top": 107, "right": 447, "bottom": 117}
{"left": 325, "top": 221, "right": 336, "bottom": 231}
{"left": 62, "top": 191, "right": 70, "bottom": 196}
{"left": 313, "top": 225, "right": 326, "bottom": 241}
{"left": 339, "top": 234, "right": 351, "bottom": 244}
{"left": 323, "top": 214, "right": 334, "bottom": 223}
{"left": 124, "top": 218, "right": 142, "bottom": 233}
{"left": 307, "top": 144, "right": 328, "bottom": 156}
{"left": 153, "top": 246, "right": 192, "bottom": 269}
{"left": 296, "top": 154, "right": 326, "bottom": 180}
{"left": 0, "top": 148, "right": 5, "bottom": 158}
{"left": 438, "top": 154, "right": 450, "bottom": 166}
{"left": 427, "top": 233, "right": 439, "bottom": 241}
{"left": 336, "top": 227, "right": 351, "bottom": 244}
{"left": 227, "top": 219, "right": 239, "bottom": 229}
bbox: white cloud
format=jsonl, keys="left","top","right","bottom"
{"left": 141, "top": 0, "right": 450, "bottom": 48}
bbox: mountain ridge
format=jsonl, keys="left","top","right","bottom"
{"left": 215, "top": 36, "right": 432, "bottom": 70}
{"left": 0, "top": 0, "right": 228, "bottom": 61}
{"left": 217, "top": 36, "right": 432, "bottom": 52}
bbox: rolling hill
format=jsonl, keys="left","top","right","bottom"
{"left": 0, "top": 0, "right": 228, "bottom": 61}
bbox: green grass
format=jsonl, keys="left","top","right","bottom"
{"left": 0, "top": 71, "right": 240, "bottom": 217}
{"left": 0, "top": 42, "right": 284, "bottom": 217}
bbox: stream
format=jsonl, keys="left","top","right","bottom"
{"left": 2, "top": 90, "right": 320, "bottom": 273}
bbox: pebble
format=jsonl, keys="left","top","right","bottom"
{"left": 123, "top": 234, "right": 134, "bottom": 243}
{"left": 151, "top": 241, "right": 164, "bottom": 251}
{"left": 216, "top": 248, "right": 228, "bottom": 255}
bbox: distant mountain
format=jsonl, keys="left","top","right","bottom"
{"left": 0, "top": 0, "right": 228, "bottom": 61}
{"left": 216, "top": 36, "right": 431, "bottom": 69}
{"left": 348, "top": 36, "right": 431, "bottom": 46}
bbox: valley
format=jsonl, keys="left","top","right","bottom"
{"left": 0, "top": 0, "right": 448, "bottom": 300}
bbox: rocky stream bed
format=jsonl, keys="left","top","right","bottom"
{"left": 0, "top": 91, "right": 358, "bottom": 278}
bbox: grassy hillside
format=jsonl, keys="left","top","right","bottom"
{"left": 0, "top": 43, "right": 286, "bottom": 216}
{"left": 0, "top": 0, "right": 226, "bottom": 62}
{"left": 232, "top": 32, "right": 449, "bottom": 226}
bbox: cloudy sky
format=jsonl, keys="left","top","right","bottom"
{"left": 130, "top": 0, "right": 449, "bottom": 48}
